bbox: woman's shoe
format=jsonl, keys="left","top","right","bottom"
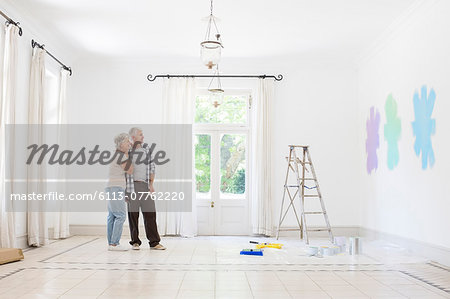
{"left": 108, "top": 244, "right": 129, "bottom": 251}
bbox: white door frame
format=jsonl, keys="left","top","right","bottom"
{"left": 194, "top": 90, "right": 252, "bottom": 235}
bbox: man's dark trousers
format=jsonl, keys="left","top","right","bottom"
{"left": 127, "top": 181, "right": 160, "bottom": 247}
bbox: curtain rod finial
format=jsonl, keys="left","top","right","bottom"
{"left": 64, "top": 66, "right": 72, "bottom": 76}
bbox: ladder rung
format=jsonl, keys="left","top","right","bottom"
{"left": 306, "top": 228, "right": 331, "bottom": 232}
{"left": 284, "top": 182, "right": 316, "bottom": 187}
{"left": 303, "top": 195, "right": 320, "bottom": 197}
{"left": 288, "top": 160, "right": 312, "bottom": 164}
{"left": 304, "top": 212, "right": 324, "bottom": 215}
{"left": 299, "top": 178, "right": 315, "bottom": 180}
{"left": 277, "top": 228, "right": 301, "bottom": 231}
{"left": 307, "top": 228, "right": 330, "bottom": 232}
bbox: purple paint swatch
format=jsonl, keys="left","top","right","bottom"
{"left": 366, "top": 107, "right": 380, "bottom": 174}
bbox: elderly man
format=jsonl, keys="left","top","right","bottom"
{"left": 126, "top": 127, "right": 166, "bottom": 250}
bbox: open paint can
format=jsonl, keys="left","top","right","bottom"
{"left": 306, "top": 246, "right": 319, "bottom": 256}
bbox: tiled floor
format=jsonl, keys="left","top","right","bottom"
{"left": 0, "top": 236, "right": 449, "bottom": 298}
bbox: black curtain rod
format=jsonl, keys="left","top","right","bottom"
{"left": 147, "top": 74, "right": 283, "bottom": 82}
{"left": 0, "top": 9, "right": 23, "bottom": 36}
{"left": 31, "top": 39, "right": 72, "bottom": 76}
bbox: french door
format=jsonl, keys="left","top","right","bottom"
{"left": 195, "top": 127, "right": 249, "bottom": 235}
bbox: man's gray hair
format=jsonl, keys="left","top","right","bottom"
{"left": 129, "top": 127, "right": 142, "bottom": 137}
{"left": 114, "top": 133, "right": 130, "bottom": 149}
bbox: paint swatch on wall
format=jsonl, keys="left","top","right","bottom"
{"left": 366, "top": 106, "right": 380, "bottom": 174}
{"left": 412, "top": 85, "right": 436, "bottom": 170}
{"left": 384, "top": 94, "right": 401, "bottom": 170}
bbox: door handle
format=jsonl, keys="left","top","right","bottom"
{"left": 211, "top": 201, "right": 215, "bottom": 208}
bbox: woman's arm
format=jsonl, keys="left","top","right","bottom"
{"left": 120, "top": 155, "right": 134, "bottom": 174}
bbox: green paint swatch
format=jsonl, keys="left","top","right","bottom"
{"left": 384, "top": 94, "right": 401, "bottom": 170}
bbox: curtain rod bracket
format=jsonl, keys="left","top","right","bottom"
{"left": 1, "top": 10, "right": 23, "bottom": 36}
{"left": 31, "top": 39, "right": 72, "bottom": 76}
{"left": 5, "top": 20, "right": 23, "bottom": 36}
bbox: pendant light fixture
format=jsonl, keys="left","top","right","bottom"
{"left": 200, "top": 0, "right": 223, "bottom": 69}
{"left": 208, "top": 65, "right": 224, "bottom": 108}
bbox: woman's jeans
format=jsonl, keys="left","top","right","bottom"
{"left": 106, "top": 186, "right": 126, "bottom": 245}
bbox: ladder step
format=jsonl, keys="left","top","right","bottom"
{"left": 285, "top": 182, "right": 316, "bottom": 187}
{"left": 288, "top": 160, "right": 312, "bottom": 164}
{"left": 304, "top": 212, "right": 325, "bottom": 215}
{"left": 307, "top": 228, "right": 331, "bottom": 232}
{"left": 277, "top": 228, "right": 302, "bottom": 232}
{"left": 303, "top": 195, "right": 320, "bottom": 197}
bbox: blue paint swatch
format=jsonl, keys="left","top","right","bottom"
{"left": 412, "top": 85, "right": 436, "bottom": 170}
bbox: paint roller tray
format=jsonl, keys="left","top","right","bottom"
{"left": 240, "top": 249, "right": 263, "bottom": 256}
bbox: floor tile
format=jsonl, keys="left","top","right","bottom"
{"left": 289, "top": 290, "right": 331, "bottom": 298}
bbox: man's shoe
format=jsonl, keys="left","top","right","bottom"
{"left": 150, "top": 244, "right": 166, "bottom": 250}
{"left": 108, "top": 244, "right": 129, "bottom": 251}
{"left": 132, "top": 243, "right": 140, "bottom": 250}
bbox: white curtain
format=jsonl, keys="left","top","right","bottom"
{"left": 52, "top": 68, "right": 70, "bottom": 239}
{"left": 251, "top": 79, "right": 274, "bottom": 236}
{"left": 0, "top": 24, "right": 19, "bottom": 247}
{"left": 27, "top": 47, "right": 48, "bottom": 246}
{"left": 159, "top": 77, "right": 197, "bottom": 237}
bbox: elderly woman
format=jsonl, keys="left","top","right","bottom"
{"left": 106, "top": 133, "right": 133, "bottom": 251}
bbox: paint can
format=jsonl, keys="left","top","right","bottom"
{"left": 334, "top": 236, "right": 346, "bottom": 246}
{"left": 349, "top": 237, "right": 362, "bottom": 255}
{"left": 322, "top": 247, "right": 335, "bottom": 256}
{"left": 306, "top": 246, "right": 319, "bottom": 256}
{"left": 333, "top": 236, "right": 347, "bottom": 253}
{"left": 320, "top": 246, "right": 334, "bottom": 256}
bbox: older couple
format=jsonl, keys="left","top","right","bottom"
{"left": 105, "top": 128, "right": 166, "bottom": 251}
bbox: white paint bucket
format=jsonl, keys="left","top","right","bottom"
{"left": 349, "top": 237, "right": 362, "bottom": 255}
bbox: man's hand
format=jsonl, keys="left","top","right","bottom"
{"left": 149, "top": 183, "right": 155, "bottom": 193}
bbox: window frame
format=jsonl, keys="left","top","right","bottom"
{"left": 194, "top": 88, "right": 252, "bottom": 130}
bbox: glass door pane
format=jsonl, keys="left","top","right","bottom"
{"left": 195, "top": 95, "right": 248, "bottom": 124}
{"left": 195, "top": 134, "right": 211, "bottom": 197}
{"left": 220, "top": 134, "right": 246, "bottom": 197}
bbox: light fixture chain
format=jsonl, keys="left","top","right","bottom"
{"left": 205, "top": 17, "right": 212, "bottom": 40}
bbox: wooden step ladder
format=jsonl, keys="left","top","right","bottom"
{"left": 276, "top": 145, "right": 333, "bottom": 244}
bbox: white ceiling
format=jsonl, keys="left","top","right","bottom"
{"left": 6, "top": 0, "right": 416, "bottom": 61}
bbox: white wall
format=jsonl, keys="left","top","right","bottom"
{"left": 357, "top": 0, "right": 450, "bottom": 249}
{"left": 67, "top": 56, "right": 360, "bottom": 230}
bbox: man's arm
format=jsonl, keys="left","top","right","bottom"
{"left": 149, "top": 173, "right": 155, "bottom": 193}
{"left": 147, "top": 145, "right": 156, "bottom": 192}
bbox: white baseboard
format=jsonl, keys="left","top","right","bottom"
{"left": 360, "top": 227, "right": 450, "bottom": 267}
{"left": 70, "top": 224, "right": 134, "bottom": 236}
{"left": 15, "top": 235, "right": 28, "bottom": 249}
{"left": 275, "top": 226, "right": 360, "bottom": 238}
{"left": 70, "top": 224, "right": 360, "bottom": 238}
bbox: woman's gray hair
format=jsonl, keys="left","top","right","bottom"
{"left": 129, "top": 127, "right": 142, "bottom": 137}
{"left": 114, "top": 133, "right": 130, "bottom": 149}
